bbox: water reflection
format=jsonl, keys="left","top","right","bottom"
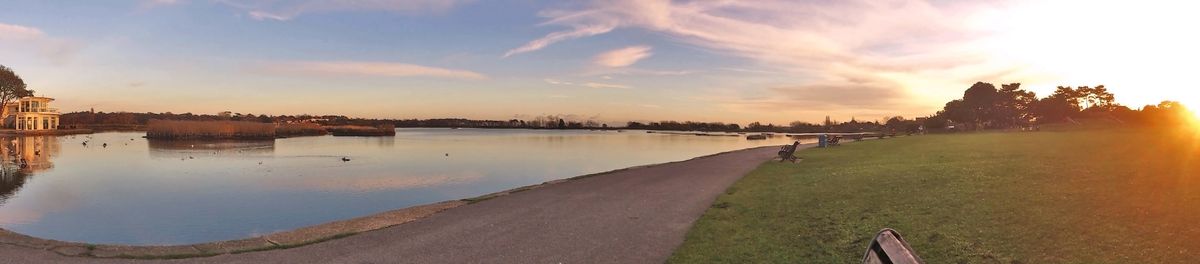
{"left": 2, "top": 136, "right": 59, "bottom": 172}
{"left": 268, "top": 171, "right": 486, "bottom": 192}
{"left": 0, "top": 129, "right": 806, "bottom": 245}
{"left": 147, "top": 139, "right": 275, "bottom": 157}
{"left": 0, "top": 167, "right": 29, "bottom": 206}
{"left": 0, "top": 136, "right": 60, "bottom": 206}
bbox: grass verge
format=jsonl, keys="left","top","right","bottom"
{"left": 670, "top": 128, "right": 1200, "bottom": 263}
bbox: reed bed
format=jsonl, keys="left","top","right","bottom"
{"left": 146, "top": 120, "right": 276, "bottom": 139}
{"left": 275, "top": 123, "right": 328, "bottom": 138}
{"left": 326, "top": 124, "right": 396, "bottom": 137}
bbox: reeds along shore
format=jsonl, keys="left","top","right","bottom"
{"left": 275, "top": 123, "right": 328, "bottom": 138}
{"left": 326, "top": 124, "right": 397, "bottom": 136}
{"left": 146, "top": 120, "right": 276, "bottom": 139}
{"left": 146, "top": 120, "right": 394, "bottom": 139}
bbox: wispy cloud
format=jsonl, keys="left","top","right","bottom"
{"left": 248, "top": 11, "right": 290, "bottom": 21}
{"left": 263, "top": 61, "right": 487, "bottom": 80}
{"left": 542, "top": 78, "right": 571, "bottom": 85}
{"left": 593, "top": 45, "right": 652, "bottom": 67}
{"left": 0, "top": 22, "right": 80, "bottom": 64}
{"left": 583, "top": 82, "right": 631, "bottom": 89}
{"left": 513, "top": 0, "right": 1015, "bottom": 117}
{"left": 0, "top": 23, "right": 45, "bottom": 40}
{"left": 720, "top": 67, "right": 783, "bottom": 75}
{"left": 220, "top": 0, "right": 468, "bottom": 21}
{"left": 140, "top": 0, "right": 183, "bottom": 9}
{"left": 581, "top": 68, "right": 692, "bottom": 77}
{"left": 504, "top": 23, "right": 616, "bottom": 57}
{"left": 544, "top": 78, "right": 632, "bottom": 89}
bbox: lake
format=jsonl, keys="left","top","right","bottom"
{"left": 0, "top": 128, "right": 808, "bottom": 245}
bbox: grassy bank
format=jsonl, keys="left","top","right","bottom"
{"left": 670, "top": 128, "right": 1200, "bottom": 263}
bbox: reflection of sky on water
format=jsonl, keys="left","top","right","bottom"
{"left": 0, "top": 129, "right": 806, "bottom": 245}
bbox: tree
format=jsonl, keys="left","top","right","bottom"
{"left": 942, "top": 99, "right": 973, "bottom": 127}
{"left": 995, "top": 83, "right": 1037, "bottom": 127}
{"left": 923, "top": 113, "right": 949, "bottom": 131}
{"left": 0, "top": 65, "right": 35, "bottom": 121}
{"left": 1032, "top": 86, "right": 1084, "bottom": 124}
{"left": 1139, "top": 101, "right": 1192, "bottom": 126}
{"left": 962, "top": 82, "right": 999, "bottom": 128}
{"left": 1081, "top": 85, "right": 1116, "bottom": 112}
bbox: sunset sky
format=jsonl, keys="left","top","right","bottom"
{"left": 1, "top": 0, "right": 1197, "bottom": 124}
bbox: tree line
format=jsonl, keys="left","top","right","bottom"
{"left": 59, "top": 112, "right": 617, "bottom": 130}
{"left": 53, "top": 81, "right": 1198, "bottom": 134}
{"left": 917, "top": 82, "right": 1191, "bottom": 131}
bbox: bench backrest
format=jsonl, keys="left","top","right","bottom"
{"left": 862, "top": 229, "right": 923, "bottom": 264}
{"left": 780, "top": 141, "right": 800, "bottom": 156}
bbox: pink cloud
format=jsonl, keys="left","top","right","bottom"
{"left": 593, "top": 45, "right": 652, "bottom": 67}
{"left": 0, "top": 23, "right": 45, "bottom": 41}
{"left": 0, "top": 23, "right": 80, "bottom": 64}
{"left": 221, "top": 0, "right": 469, "bottom": 21}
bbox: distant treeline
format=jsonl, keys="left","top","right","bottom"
{"left": 60, "top": 82, "right": 1193, "bottom": 134}
{"left": 59, "top": 111, "right": 893, "bottom": 133}
{"left": 625, "top": 119, "right": 893, "bottom": 133}
{"left": 58, "top": 112, "right": 612, "bottom": 130}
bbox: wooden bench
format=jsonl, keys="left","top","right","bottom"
{"left": 828, "top": 136, "right": 841, "bottom": 146}
{"left": 862, "top": 229, "right": 923, "bottom": 264}
{"left": 777, "top": 141, "right": 801, "bottom": 163}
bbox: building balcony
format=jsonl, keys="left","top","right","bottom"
{"left": 19, "top": 108, "right": 58, "bottom": 113}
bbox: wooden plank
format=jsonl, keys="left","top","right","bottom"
{"left": 874, "top": 232, "right": 922, "bottom": 264}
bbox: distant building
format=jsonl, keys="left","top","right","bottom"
{"left": 4, "top": 96, "right": 60, "bottom": 131}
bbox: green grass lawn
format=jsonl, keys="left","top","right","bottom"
{"left": 670, "top": 128, "right": 1200, "bottom": 263}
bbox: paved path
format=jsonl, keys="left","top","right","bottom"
{"left": 1, "top": 145, "right": 797, "bottom": 263}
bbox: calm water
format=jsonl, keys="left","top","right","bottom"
{"left": 0, "top": 128, "right": 806, "bottom": 245}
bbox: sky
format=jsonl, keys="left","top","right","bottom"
{"left": 1, "top": 0, "right": 1198, "bottom": 125}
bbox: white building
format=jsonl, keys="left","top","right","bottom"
{"left": 4, "top": 97, "right": 60, "bottom": 131}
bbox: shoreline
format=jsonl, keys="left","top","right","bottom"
{"left": 0, "top": 145, "right": 791, "bottom": 260}
{"left": 0, "top": 129, "right": 93, "bottom": 136}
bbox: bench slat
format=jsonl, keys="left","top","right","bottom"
{"left": 862, "top": 229, "right": 923, "bottom": 264}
